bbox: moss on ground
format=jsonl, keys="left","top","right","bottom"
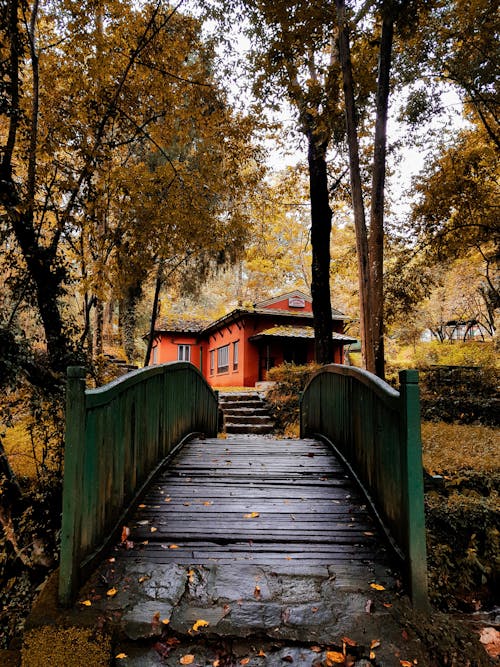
{"left": 21, "top": 626, "right": 111, "bottom": 667}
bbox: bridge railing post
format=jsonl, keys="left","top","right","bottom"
{"left": 399, "top": 369, "right": 430, "bottom": 611}
{"left": 59, "top": 366, "right": 86, "bottom": 606}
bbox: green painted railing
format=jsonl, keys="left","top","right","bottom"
{"left": 300, "top": 365, "right": 429, "bottom": 610}
{"left": 59, "top": 362, "right": 218, "bottom": 606}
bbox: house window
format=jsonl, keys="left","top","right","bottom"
{"left": 152, "top": 345, "right": 158, "bottom": 364}
{"left": 233, "top": 340, "right": 239, "bottom": 371}
{"left": 217, "top": 345, "right": 229, "bottom": 374}
{"left": 209, "top": 349, "right": 215, "bottom": 375}
{"left": 178, "top": 344, "right": 191, "bottom": 362}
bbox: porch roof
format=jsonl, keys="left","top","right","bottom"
{"left": 248, "top": 325, "right": 357, "bottom": 345}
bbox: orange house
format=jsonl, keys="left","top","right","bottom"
{"left": 149, "top": 290, "right": 356, "bottom": 388}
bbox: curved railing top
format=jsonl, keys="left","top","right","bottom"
{"left": 303, "top": 363, "right": 400, "bottom": 408}
{"left": 82, "top": 361, "right": 217, "bottom": 408}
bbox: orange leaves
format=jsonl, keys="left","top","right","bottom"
{"left": 106, "top": 587, "right": 118, "bottom": 597}
{"left": 80, "top": 599, "right": 92, "bottom": 606}
{"left": 180, "top": 655, "right": 195, "bottom": 664}
{"left": 370, "top": 582, "right": 385, "bottom": 591}
{"left": 192, "top": 619, "right": 209, "bottom": 632}
{"left": 325, "top": 650, "right": 346, "bottom": 665}
{"left": 253, "top": 585, "right": 261, "bottom": 600}
{"left": 243, "top": 511, "right": 260, "bottom": 519}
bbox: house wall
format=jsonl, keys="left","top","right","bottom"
{"left": 205, "top": 322, "right": 245, "bottom": 387}
{"left": 151, "top": 334, "right": 201, "bottom": 371}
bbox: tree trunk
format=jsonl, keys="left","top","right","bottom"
{"left": 369, "top": 7, "right": 394, "bottom": 380}
{"left": 94, "top": 297, "right": 104, "bottom": 358}
{"left": 307, "top": 132, "right": 334, "bottom": 364}
{"left": 122, "top": 282, "right": 142, "bottom": 363}
{"left": 335, "top": 0, "right": 374, "bottom": 373}
{"left": 144, "top": 260, "right": 164, "bottom": 367}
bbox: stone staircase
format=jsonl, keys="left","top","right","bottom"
{"left": 219, "top": 391, "right": 274, "bottom": 434}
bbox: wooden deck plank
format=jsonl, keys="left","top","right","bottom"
{"left": 117, "top": 435, "right": 394, "bottom": 583}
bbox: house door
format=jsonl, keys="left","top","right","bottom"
{"left": 283, "top": 341, "right": 307, "bottom": 365}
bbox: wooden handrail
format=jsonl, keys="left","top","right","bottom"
{"left": 59, "top": 362, "right": 218, "bottom": 606}
{"left": 300, "top": 364, "right": 429, "bottom": 610}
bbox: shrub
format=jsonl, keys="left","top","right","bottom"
{"left": 266, "top": 363, "right": 321, "bottom": 436}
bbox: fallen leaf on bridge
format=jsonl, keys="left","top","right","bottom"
{"left": 80, "top": 600, "right": 92, "bottom": 606}
{"left": 400, "top": 661, "right": 413, "bottom": 667}
{"left": 192, "top": 619, "right": 209, "bottom": 632}
{"left": 254, "top": 585, "right": 261, "bottom": 599}
{"left": 370, "top": 583, "right": 385, "bottom": 591}
{"left": 244, "top": 512, "right": 260, "bottom": 519}
{"left": 258, "top": 650, "right": 267, "bottom": 657}
{"left": 180, "top": 655, "right": 195, "bottom": 664}
{"left": 169, "top": 544, "right": 180, "bottom": 549}
{"left": 240, "top": 658, "right": 250, "bottom": 665}
{"left": 342, "top": 636, "right": 356, "bottom": 647}
{"left": 165, "top": 497, "right": 171, "bottom": 503}
{"left": 203, "top": 501, "right": 212, "bottom": 506}
{"left": 138, "top": 503, "right": 146, "bottom": 508}
{"left": 150, "top": 527, "right": 157, "bottom": 533}
{"left": 107, "top": 588, "right": 118, "bottom": 597}
{"left": 370, "top": 639, "right": 381, "bottom": 649}
{"left": 115, "top": 653, "right": 127, "bottom": 659}
{"left": 121, "top": 526, "right": 130, "bottom": 542}
{"left": 325, "top": 651, "right": 345, "bottom": 665}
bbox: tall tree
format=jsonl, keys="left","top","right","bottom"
{"left": 1, "top": 0, "right": 261, "bottom": 371}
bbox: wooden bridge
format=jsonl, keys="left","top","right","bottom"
{"left": 59, "top": 362, "right": 429, "bottom": 614}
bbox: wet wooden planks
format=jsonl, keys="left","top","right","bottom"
{"left": 120, "top": 436, "right": 393, "bottom": 579}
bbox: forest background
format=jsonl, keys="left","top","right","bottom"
{"left": 0, "top": 0, "right": 498, "bottom": 654}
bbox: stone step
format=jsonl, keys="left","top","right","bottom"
{"left": 224, "top": 414, "right": 274, "bottom": 425}
{"left": 223, "top": 407, "right": 269, "bottom": 415}
{"left": 219, "top": 399, "right": 264, "bottom": 409}
{"left": 225, "top": 423, "right": 274, "bottom": 434}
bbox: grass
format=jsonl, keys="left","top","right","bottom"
{"left": 421, "top": 421, "right": 499, "bottom": 474}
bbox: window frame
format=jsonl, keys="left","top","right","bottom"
{"left": 217, "top": 344, "right": 229, "bottom": 374}
{"left": 177, "top": 344, "right": 191, "bottom": 362}
{"left": 232, "top": 340, "right": 239, "bottom": 371}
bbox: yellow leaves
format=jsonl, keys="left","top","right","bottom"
{"left": 180, "top": 655, "right": 195, "bottom": 664}
{"left": 150, "top": 526, "right": 158, "bottom": 533}
{"left": 80, "top": 599, "right": 92, "bottom": 606}
{"left": 370, "top": 583, "right": 385, "bottom": 591}
{"left": 203, "top": 501, "right": 212, "bottom": 506}
{"left": 325, "top": 650, "right": 346, "bottom": 664}
{"left": 169, "top": 544, "right": 180, "bottom": 549}
{"left": 243, "top": 512, "right": 260, "bottom": 519}
{"left": 106, "top": 587, "right": 118, "bottom": 597}
{"left": 188, "top": 569, "right": 196, "bottom": 583}
{"left": 192, "top": 619, "right": 209, "bottom": 632}
{"left": 253, "top": 585, "right": 261, "bottom": 600}
{"left": 370, "top": 639, "right": 381, "bottom": 649}
{"left": 115, "top": 653, "right": 127, "bottom": 660}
